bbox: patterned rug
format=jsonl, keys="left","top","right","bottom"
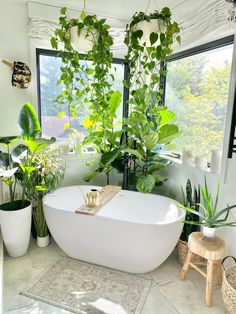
{"left": 21, "top": 257, "right": 151, "bottom": 314}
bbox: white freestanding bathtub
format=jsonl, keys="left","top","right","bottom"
{"left": 43, "top": 186, "right": 184, "bottom": 273}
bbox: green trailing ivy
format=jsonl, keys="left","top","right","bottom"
{"left": 51, "top": 7, "right": 122, "bottom": 155}
{"left": 121, "top": 7, "right": 181, "bottom": 193}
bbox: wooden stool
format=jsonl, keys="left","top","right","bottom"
{"left": 179, "top": 232, "right": 225, "bottom": 307}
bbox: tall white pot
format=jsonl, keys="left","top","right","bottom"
{"left": 210, "top": 150, "right": 222, "bottom": 174}
{"left": 0, "top": 201, "right": 32, "bottom": 257}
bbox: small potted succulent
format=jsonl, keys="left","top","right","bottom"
{"left": 178, "top": 177, "right": 236, "bottom": 239}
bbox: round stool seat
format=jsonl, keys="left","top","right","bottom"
{"left": 188, "top": 232, "right": 225, "bottom": 260}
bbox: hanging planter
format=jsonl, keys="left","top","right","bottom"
{"left": 133, "top": 19, "right": 166, "bottom": 47}
{"left": 125, "top": 8, "right": 180, "bottom": 52}
{"left": 70, "top": 25, "right": 98, "bottom": 53}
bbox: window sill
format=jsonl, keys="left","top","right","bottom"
{"left": 161, "top": 154, "right": 220, "bottom": 177}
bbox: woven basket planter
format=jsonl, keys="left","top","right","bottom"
{"left": 177, "top": 239, "right": 206, "bottom": 266}
{"left": 222, "top": 256, "right": 236, "bottom": 314}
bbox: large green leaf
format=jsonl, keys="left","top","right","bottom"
{"left": 109, "top": 90, "right": 122, "bottom": 115}
{"left": 158, "top": 110, "right": 176, "bottom": 127}
{"left": 0, "top": 152, "right": 11, "bottom": 167}
{"left": 0, "top": 136, "right": 19, "bottom": 146}
{"left": 18, "top": 103, "right": 41, "bottom": 140}
{"left": 136, "top": 174, "right": 155, "bottom": 193}
{"left": 100, "top": 147, "right": 122, "bottom": 168}
{"left": 143, "top": 132, "right": 159, "bottom": 150}
{"left": 158, "top": 124, "right": 180, "bottom": 144}
{"left": 11, "top": 144, "right": 27, "bottom": 162}
{"left": 26, "top": 137, "right": 56, "bottom": 153}
{"left": 83, "top": 170, "right": 99, "bottom": 182}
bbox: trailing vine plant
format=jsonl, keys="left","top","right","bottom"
{"left": 116, "top": 7, "right": 182, "bottom": 193}
{"left": 51, "top": 7, "right": 123, "bottom": 182}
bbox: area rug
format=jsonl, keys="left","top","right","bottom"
{"left": 21, "top": 257, "right": 151, "bottom": 314}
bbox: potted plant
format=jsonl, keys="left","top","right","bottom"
{"left": 22, "top": 149, "right": 65, "bottom": 247}
{"left": 0, "top": 137, "right": 32, "bottom": 257}
{"left": 177, "top": 179, "right": 206, "bottom": 265}
{"left": 125, "top": 8, "right": 180, "bottom": 48}
{"left": 100, "top": 6, "right": 181, "bottom": 193}
{"left": 17, "top": 103, "right": 64, "bottom": 247}
{"left": 178, "top": 177, "right": 236, "bottom": 239}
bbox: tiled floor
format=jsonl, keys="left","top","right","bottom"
{"left": 4, "top": 238, "right": 227, "bottom": 314}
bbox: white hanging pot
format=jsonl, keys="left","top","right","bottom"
{"left": 202, "top": 226, "right": 216, "bottom": 238}
{"left": 70, "top": 26, "right": 98, "bottom": 52}
{"left": 0, "top": 200, "right": 32, "bottom": 257}
{"left": 210, "top": 150, "right": 222, "bottom": 174}
{"left": 37, "top": 235, "right": 49, "bottom": 248}
{"left": 133, "top": 19, "right": 166, "bottom": 47}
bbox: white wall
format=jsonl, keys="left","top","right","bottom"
{"left": 0, "top": 0, "right": 236, "bottom": 257}
{"left": 0, "top": 1, "right": 32, "bottom": 136}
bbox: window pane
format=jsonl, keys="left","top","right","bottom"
{"left": 165, "top": 44, "right": 233, "bottom": 163}
{"left": 39, "top": 54, "right": 124, "bottom": 140}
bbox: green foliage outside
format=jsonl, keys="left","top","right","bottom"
{"left": 166, "top": 50, "right": 232, "bottom": 158}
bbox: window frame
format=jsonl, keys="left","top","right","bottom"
{"left": 162, "top": 35, "right": 234, "bottom": 174}
{"left": 36, "top": 48, "right": 129, "bottom": 137}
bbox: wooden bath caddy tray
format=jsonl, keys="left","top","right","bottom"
{"left": 75, "top": 185, "right": 121, "bottom": 216}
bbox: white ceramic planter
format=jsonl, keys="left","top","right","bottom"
{"left": 70, "top": 26, "right": 98, "bottom": 52}
{"left": 134, "top": 19, "right": 166, "bottom": 47}
{"left": 0, "top": 201, "right": 32, "bottom": 257}
{"left": 37, "top": 235, "right": 49, "bottom": 248}
{"left": 182, "top": 149, "right": 194, "bottom": 166}
{"left": 195, "top": 156, "right": 207, "bottom": 170}
{"left": 202, "top": 226, "right": 216, "bottom": 238}
{"left": 210, "top": 150, "right": 222, "bottom": 174}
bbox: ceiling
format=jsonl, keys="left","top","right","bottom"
{"left": 11, "top": 0, "right": 191, "bottom": 21}
{"left": 12, "top": 0, "right": 235, "bottom": 51}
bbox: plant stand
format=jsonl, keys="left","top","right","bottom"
{"left": 179, "top": 232, "right": 225, "bottom": 307}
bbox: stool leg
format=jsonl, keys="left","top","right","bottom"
{"left": 206, "top": 260, "right": 214, "bottom": 306}
{"left": 180, "top": 250, "right": 193, "bottom": 280}
{"left": 216, "top": 260, "right": 223, "bottom": 286}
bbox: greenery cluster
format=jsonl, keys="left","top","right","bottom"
{"left": 50, "top": 6, "right": 181, "bottom": 192}
{"left": 0, "top": 103, "right": 65, "bottom": 237}
{"left": 51, "top": 7, "right": 122, "bottom": 153}
{"left": 178, "top": 177, "right": 236, "bottom": 228}
{"left": 180, "top": 179, "right": 200, "bottom": 242}
{"left": 119, "top": 7, "right": 181, "bottom": 192}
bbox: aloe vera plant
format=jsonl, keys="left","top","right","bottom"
{"left": 178, "top": 177, "right": 236, "bottom": 228}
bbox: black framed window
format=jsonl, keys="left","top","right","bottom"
{"left": 163, "top": 36, "right": 234, "bottom": 168}
{"left": 36, "top": 48, "right": 128, "bottom": 141}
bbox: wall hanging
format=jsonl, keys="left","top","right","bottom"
{"left": 2, "top": 59, "right": 31, "bottom": 89}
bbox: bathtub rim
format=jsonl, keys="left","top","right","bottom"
{"left": 43, "top": 185, "right": 186, "bottom": 226}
